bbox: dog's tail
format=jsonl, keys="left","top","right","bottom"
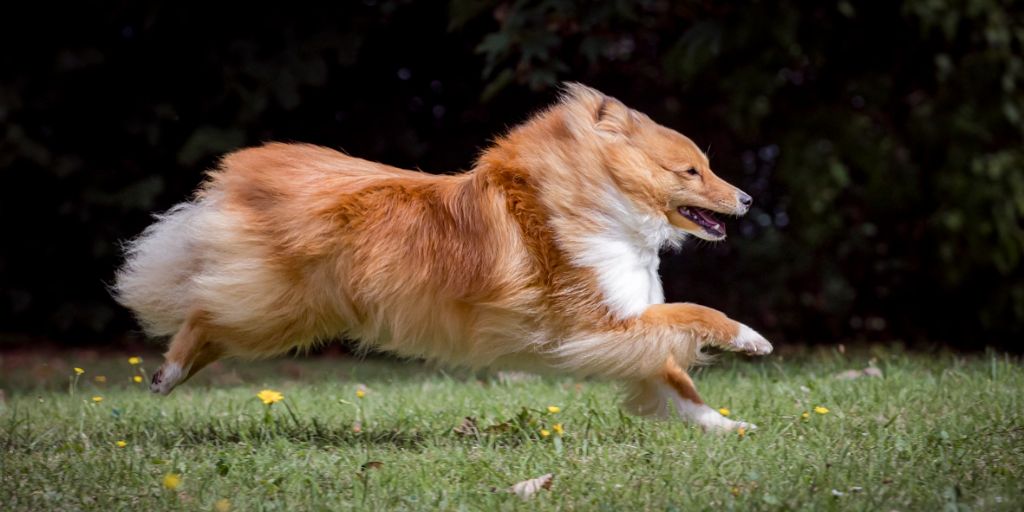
{"left": 113, "top": 200, "right": 208, "bottom": 337}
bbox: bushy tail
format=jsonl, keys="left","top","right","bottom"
{"left": 113, "top": 201, "right": 207, "bottom": 337}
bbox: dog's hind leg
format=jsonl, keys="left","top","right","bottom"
{"left": 623, "top": 356, "right": 753, "bottom": 432}
{"left": 663, "top": 357, "right": 755, "bottom": 431}
{"left": 151, "top": 311, "right": 222, "bottom": 395}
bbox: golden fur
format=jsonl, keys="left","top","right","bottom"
{"left": 115, "top": 84, "right": 771, "bottom": 431}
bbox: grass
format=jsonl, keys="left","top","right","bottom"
{"left": 1, "top": 347, "right": 1022, "bottom": 511}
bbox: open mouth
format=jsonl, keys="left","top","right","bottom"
{"left": 677, "top": 206, "right": 726, "bottom": 238}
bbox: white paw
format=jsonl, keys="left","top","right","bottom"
{"left": 730, "top": 324, "right": 773, "bottom": 356}
{"left": 150, "top": 362, "right": 186, "bottom": 395}
{"left": 697, "top": 409, "right": 756, "bottom": 433}
{"left": 675, "top": 400, "right": 757, "bottom": 432}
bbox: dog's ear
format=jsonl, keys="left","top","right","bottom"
{"left": 593, "top": 96, "right": 635, "bottom": 134}
{"left": 560, "top": 82, "right": 635, "bottom": 135}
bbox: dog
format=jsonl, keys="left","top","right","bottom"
{"left": 114, "top": 83, "right": 771, "bottom": 431}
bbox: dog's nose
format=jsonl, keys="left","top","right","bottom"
{"left": 738, "top": 192, "right": 753, "bottom": 207}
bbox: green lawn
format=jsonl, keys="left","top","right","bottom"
{"left": 1, "top": 348, "right": 1021, "bottom": 511}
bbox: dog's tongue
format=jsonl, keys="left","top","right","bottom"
{"left": 695, "top": 208, "right": 725, "bottom": 234}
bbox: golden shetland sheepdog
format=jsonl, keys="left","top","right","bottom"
{"left": 115, "top": 83, "right": 771, "bottom": 431}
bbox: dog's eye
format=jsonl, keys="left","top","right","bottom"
{"left": 661, "top": 164, "right": 700, "bottom": 177}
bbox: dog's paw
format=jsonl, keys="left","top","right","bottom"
{"left": 676, "top": 401, "right": 758, "bottom": 432}
{"left": 694, "top": 408, "right": 757, "bottom": 433}
{"left": 150, "top": 363, "right": 184, "bottom": 395}
{"left": 729, "top": 324, "right": 773, "bottom": 356}
{"left": 703, "top": 420, "right": 757, "bottom": 433}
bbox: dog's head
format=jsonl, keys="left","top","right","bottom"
{"left": 560, "top": 84, "right": 752, "bottom": 241}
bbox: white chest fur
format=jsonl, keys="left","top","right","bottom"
{"left": 558, "top": 186, "right": 683, "bottom": 320}
{"left": 574, "top": 232, "right": 665, "bottom": 318}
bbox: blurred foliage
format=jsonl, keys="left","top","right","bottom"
{"left": 0, "top": 1, "right": 1021, "bottom": 347}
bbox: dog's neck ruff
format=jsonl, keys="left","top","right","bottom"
{"left": 566, "top": 186, "right": 685, "bottom": 320}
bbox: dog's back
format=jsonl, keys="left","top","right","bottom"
{"left": 115, "top": 143, "right": 536, "bottom": 364}
{"left": 115, "top": 144, "right": 393, "bottom": 337}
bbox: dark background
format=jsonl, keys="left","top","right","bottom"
{"left": 1, "top": 1, "right": 1021, "bottom": 349}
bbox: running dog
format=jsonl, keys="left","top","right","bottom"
{"left": 114, "top": 83, "right": 771, "bottom": 431}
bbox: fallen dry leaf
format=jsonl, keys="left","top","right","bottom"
{"left": 485, "top": 421, "right": 511, "bottom": 434}
{"left": 495, "top": 371, "right": 538, "bottom": 383}
{"left": 834, "top": 367, "right": 883, "bottom": 380}
{"left": 862, "top": 367, "right": 883, "bottom": 378}
{"left": 509, "top": 473, "right": 554, "bottom": 500}
{"left": 454, "top": 417, "right": 479, "bottom": 436}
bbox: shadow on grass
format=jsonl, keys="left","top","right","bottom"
{"left": 0, "top": 352, "right": 481, "bottom": 392}
{"left": 169, "top": 420, "right": 431, "bottom": 450}
{"left": 164, "top": 412, "right": 556, "bottom": 451}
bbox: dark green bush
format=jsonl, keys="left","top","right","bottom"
{"left": 1, "top": 1, "right": 1020, "bottom": 347}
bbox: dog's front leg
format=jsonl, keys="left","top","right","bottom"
{"left": 641, "top": 302, "right": 772, "bottom": 356}
{"left": 551, "top": 302, "right": 770, "bottom": 382}
{"left": 616, "top": 304, "right": 771, "bottom": 431}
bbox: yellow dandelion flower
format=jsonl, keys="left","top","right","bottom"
{"left": 128, "top": 356, "right": 142, "bottom": 365}
{"left": 540, "top": 429, "right": 551, "bottom": 438}
{"left": 133, "top": 375, "right": 143, "bottom": 383}
{"left": 256, "top": 389, "right": 284, "bottom": 405}
{"left": 737, "top": 426, "right": 746, "bottom": 438}
{"left": 814, "top": 406, "right": 830, "bottom": 415}
{"left": 718, "top": 407, "right": 731, "bottom": 417}
{"left": 355, "top": 389, "right": 366, "bottom": 399}
{"left": 552, "top": 423, "right": 564, "bottom": 436}
{"left": 92, "top": 396, "right": 103, "bottom": 403}
{"left": 801, "top": 411, "right": 810, "bottom": 420}
{"left": 94, "top": 375, "right": 107, "bottom": 383}
{"left": 74, "top": 367, "right": 85, "bottom": 375}
{"left": 214, "top": 498, "right": 232, "bottom": 512}
{"left": 547, "top": 405, "right": 561, "bottom": 413}
{"left": 116, "top": 440, "right": 127, "bottom": 448}
{"left": 162, "top": 473, "right": 181, "bottom": 490}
